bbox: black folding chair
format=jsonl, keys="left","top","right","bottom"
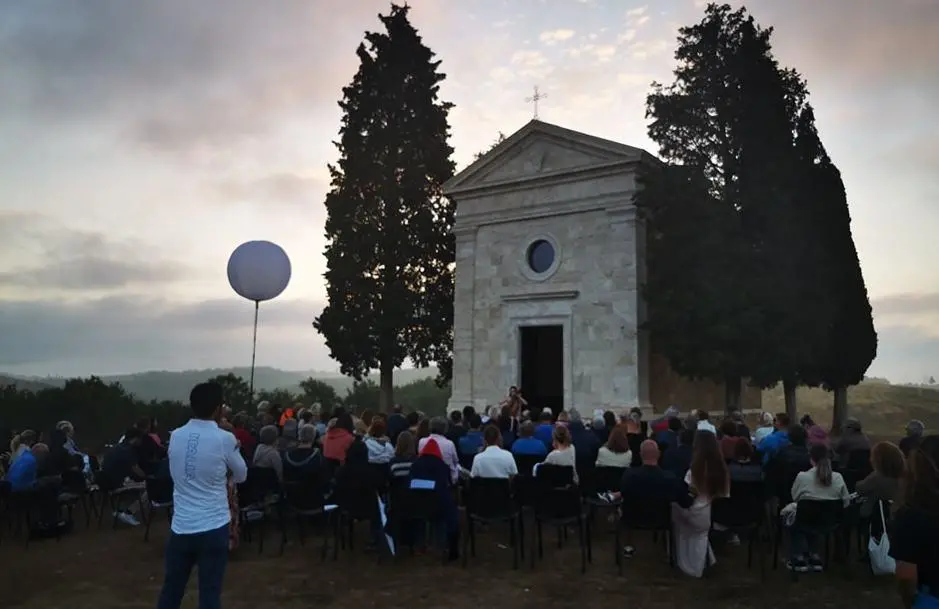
{"left": 712, "top": 479, "right": 767, "bottom": 575}
{"left": 463, "top": 477, "right": 522, "bottom": 569}
{"left": 142, "top": 477, "right": 174, "bottom": 542}
{"left": 617, "top": 492, "right": 674, "bottom": 575}
{"left": 531, "top": 464, "right": 588, "bottom": 573}
{"left": 776, "top": 498, "right": 845, "bottom": 575}
{"left": 236, "top": 467, "right": 282, "bottom": 554}
{"left": 280, "top": 476, "right": 334, "bottom": 559}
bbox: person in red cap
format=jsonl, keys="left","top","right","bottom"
{"left": 408, "top": 437, "right": 459, "bottom": 560}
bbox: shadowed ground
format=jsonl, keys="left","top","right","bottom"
{"left": 0, "top": 513, "right": 897, "bottom": 609}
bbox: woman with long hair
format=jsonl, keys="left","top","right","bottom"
{"left": 671, "top": 431, "right": 729, "bottom": 577}
{"left": 596, "top": 426, "right": 631, "bottom": 468}
{"left": 857, "top": 441, "right": 905, "bottom": 518}
{"left": 890, "top": 435, "right": 939, "bottom": 608}
{"left": 787, "top": 443, "right": 850, "bottom": 572}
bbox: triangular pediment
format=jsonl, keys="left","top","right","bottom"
{"left": 444, "top": 120, "right": 653, "bottom": 195}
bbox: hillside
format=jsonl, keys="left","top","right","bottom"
{"left": 761, "top": 381, "right": 939, "bottom": 437}
{"left": 5, "top": 366, "right": 439, "bottom": 402}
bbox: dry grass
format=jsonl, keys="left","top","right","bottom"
{"left": 761, "top": 381, "right": 939, "bottom": 437}
{"left": 0, "top": 515, "right": 897, "bottom": 609}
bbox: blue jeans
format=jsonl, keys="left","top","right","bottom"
{"left": 156, "top": 525, "right": 229, "bottom": 609}
{"left": 915, "top": 588, "right": 939, "bottom": 609}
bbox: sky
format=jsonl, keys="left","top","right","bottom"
{"left": 0, "top": 0, "right": 936, "bottom": 383}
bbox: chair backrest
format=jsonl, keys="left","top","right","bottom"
{"left": 594, "top": 466, "right": 627, "bottom": 494}
{"left": 388, "top": 484, "right": 442, "bottom": 522}
{"left": 145, "top": 476, "right": 174, "bottom": 504}
{"left": 237, "top": 466, "right": 281, "bottom": 507}
{"left": 514, "top": 454, "right": 543, "bottom": 476}
{"left": 334, "top": 469, "right": 378, "bottom": 519}
{"left": 60, "top": 468, "right": 87, "bottom": 494}
{"left": 620, "top": 490, "right": 672, "bottom": 530}
{"left": 282, "top": 479, "right": 327, "bottom": 512}
{"left": 712, "top": 479, "right": 765, "bottom": 528}
{"left": 459, "top": 453, "right": 476, "bottom": 471}
{"left": 368, "top": 462, "right": 391, "bottom": 492}
{"left": 794, "top": 499, "right": 844, "bottom": 530}
{"left": 466, "top": 477, "right": 514, "bottom": 519}
{"left": 534, "top": 464, "right": 579, "bottom": 519}
{"left": 844, "top": 449, "right": 872, "bottom": 472}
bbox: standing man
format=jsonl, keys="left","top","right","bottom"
{"left": 157, "top": 382, "right": 247, "bottom": 609}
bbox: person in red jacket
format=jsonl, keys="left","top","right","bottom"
{"left": 323, "top": 411, "right": 356, "bottom": 463}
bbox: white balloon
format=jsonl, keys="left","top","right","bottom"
{"left": 227, "top": 240, "right": 292, "bottom": 302}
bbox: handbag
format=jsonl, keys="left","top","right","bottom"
{"left": 868, "top": 500, "right": 896, "bottom": 575}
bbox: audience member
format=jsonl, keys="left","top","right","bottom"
{"left": 758, "top": 413, "right": 792, "bottom": 464}
{"left": 672, "top": 431, "right": 728, "bottom": 577}
{"left": 719, "top": 419, "right": 740, "bottom": 460}
{"left": 458, "top": 415, "right": 484, "bottom": 456}
{"left": 833, "top": 417, "right": 871, "bottom": 467}
{"left": 753, "top": 412, "right": 775, "bottom": 444}
{"left": 364, "top": 418, "right": 394, "bottom": 464}
{"left": 5, "top": 441, "right": 44, "bottom": 491}
{"left": 497, "top": 406, "right": 516, "bottom": 449}
{"left": 544, "top": 425, "right": 578, "bottom": 484}
{"left": 596, "top": 426, "right": 632, "bottom": 468}
{"left": 471, "top": 425, "right": 518, "bottom": 479}
{"left": 655, "top": 416, "right": 681, "bottom": 452}
{"left": 512, "top": 421, "right": 548, "bottom": 457}
{"left": 534, "top": 410, "right": 555, "bottom": 450}
{"left": 389, "top": 430, "right": 417, "bottom": 480}
{"left": 386, "top": 404, "right": 408, "bottom": 445}
{"left": 727, "top": 439, "right": 762, "bottom": 482}
{"left": 787, "top": 443, "right": 850, "bottom": 572}
{"left": 418, "top": 417, "right": 460, "bottom": 484}
{"left": 856, "top": 441, "right": 904, "bottom": 518}
{"left": 232, "top": 413, "right": 257, "bottom": 461}
{"left": 696, "top": 410, "right": 717, "bottom": 435}
{"left": 662, "top": 427, "right": 695, "bottom": 479}
{"left": 446, "top": 410, "right": 466, "bottom": 444}
{"left": 889, "top": 435, "right": 939, "bottom": 608}
{"left": 323, "top": 411, "right": 356, "bottom": 464}
{"left": 409, "top": 437, "right": 459, "bottom": 561}
{"left": 253, "top": 425, "right": 283, "bottom": 482}
{"left": 898, "top": 420, "right": 925, "bottom": 458}
{"left": 283, "top": 424, "right": 326, "bottom": 484}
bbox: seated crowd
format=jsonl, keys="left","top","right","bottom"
{"left": 2, "top": 398, "right": 938, "bottom": 608}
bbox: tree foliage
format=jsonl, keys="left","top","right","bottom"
{"left": 313, "top": 4, "right": 456, "bottom": 411}
{"left": 643, "top": 3, "right": 875, "bottom": 414}
{"left": 0, "top": 373, "right": 451, "bottom": 453}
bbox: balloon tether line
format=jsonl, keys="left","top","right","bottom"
{"left": 249, "top": 300, "right": 259, "bottom": 400}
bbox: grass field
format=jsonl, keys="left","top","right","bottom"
{"left": 761, "top": 381, "right": 939, "bottom": 437}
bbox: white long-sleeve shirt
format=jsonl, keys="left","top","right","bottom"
{"left": 168, "top": 419, "right": 247, "bottom": 535}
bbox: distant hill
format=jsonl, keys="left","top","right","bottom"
{"left": 762, "top": 380, "right": 939, "bottom": 438}
{"left": 0, "top": 375, "right": 56, "bottom": 392}
{"left": 4, "top": 366, "right": 439, "bottom": 402}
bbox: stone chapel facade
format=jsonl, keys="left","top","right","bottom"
{"left": 442, "top": 120, "right": 760, "bottom": 416}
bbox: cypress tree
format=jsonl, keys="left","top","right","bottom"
{"left": 313, "top": 4, "right": 456, "bottom": 411}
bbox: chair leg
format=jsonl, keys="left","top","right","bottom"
{"left": 615, "top": 525, "right": 623, "bottom": 576}
{"left": 518, "top": 513, "right": 526, "bottom": 560}
{"left": 509, "top": 519, "right": 519, "bottom": 571}
{"left": 578, "top": 519, "right": 587, "bottom": 574}
{"left": 585, "top": 514, "right": 593, "bottom": 564}
{"left": 461, "top": 520, "right": 471, "bottom": 568}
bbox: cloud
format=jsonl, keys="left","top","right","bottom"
{"left": 0, "top": 1, "right": 413, "bottom": 153}
{"left": 872, "top": 292, "right": 939, "bottom": 318}
{"left": 215, "top": 171, "right": 329, "bottom": 208}
{"left": 0, "top": 295, "right": 331, "bottom": 376}
{"left": 0, "top": 213, "right": 192, "bottom": 292}
{"left": 539, "top": 29, "right": 576, "bottom": 44}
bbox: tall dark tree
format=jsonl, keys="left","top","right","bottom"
{"left": 313, "top": 4, "right": 456, "bottom": 412}
{"left": 638, "top": 162, "right": 765, "bottom": 410}
{"left": 792, "top": 106, "right": 877, "bottom": 430}
{"left": 645, "top": 3, "right": 816, "bottom": 409}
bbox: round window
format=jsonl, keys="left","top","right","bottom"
{"left": 526, "top": 239, "right": 556, "bottom": 274}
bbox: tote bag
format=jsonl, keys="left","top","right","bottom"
{"left": 869, "top": 500, "right": 896, "bottom": 575}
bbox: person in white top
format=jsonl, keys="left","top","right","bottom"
{"left": 471, "top": 425, "right": 519, "bottom": 479}
{"left": 695, "top": 410, "right": 717, "bottom": 435}
{"left": 157, "top": 381, "right": 247, "bottom": 609}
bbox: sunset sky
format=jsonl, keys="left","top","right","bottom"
{"left": 0, "top": 0, "right": 936, "bottom": 383}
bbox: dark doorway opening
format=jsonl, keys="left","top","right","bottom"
{"left": 519, "top": 325, "right": 564, "bottom": 416}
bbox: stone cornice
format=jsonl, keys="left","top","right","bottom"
{"left": 501, "top": 289, "right": 580, "bottom": 302}
{"left": 446, "top": 158, "right": 641, "bottom": 199}
{"left": 454, "top": 191, "right": 637, "bottom": 231}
